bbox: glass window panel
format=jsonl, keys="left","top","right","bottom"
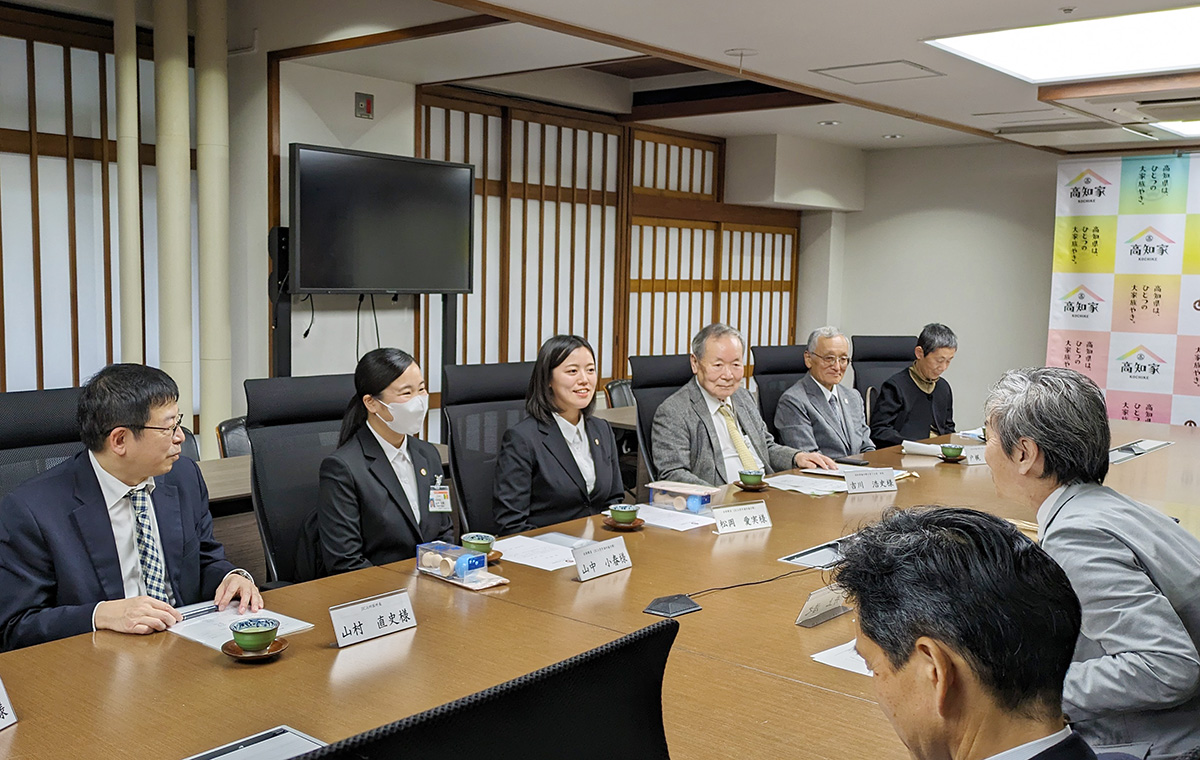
{"left": 37, "top": 156, "right": 74, "bottom": 388}
{"left": 74, "top": 158, "right": 110, "bottom": 378}
{"left": 1, "top": 154, "right": 36, "bottom": 390}
{"left": 138, "top": 57, "right": 155, "bottom": 143}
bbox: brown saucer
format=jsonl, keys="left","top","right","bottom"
{"left": 939, "top": 455, "right": 966, "bottom": 463}
{"left": 735, "top": 481, "right": 768, "bottom": 492}
{"left": 221, "top": 637, "right": 289, "bottom": 661}
{"left": 487, "top": 550, "right": 503, "bottom": 564}
{"left": 603, "top": 516, "right": 645, "bottom": 531}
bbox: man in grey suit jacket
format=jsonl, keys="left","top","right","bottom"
{"left": 985, "top": 367, "right": 1200, "bottom": 760}
{"left": 775, "top": 327, "right": 875, "bottom": 458}
{"left": 651, "top": 323, "right": 836, "bottom": 486}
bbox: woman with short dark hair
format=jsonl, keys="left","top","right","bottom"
{"left": 318, "top": 348, "right": 452, "bottom": 574}
{"left": 492, "top": 335, "right": 625, "bottom": 535}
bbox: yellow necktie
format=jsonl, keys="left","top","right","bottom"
{"left": 717, "top": 404, "right": 758, "bottom": 471}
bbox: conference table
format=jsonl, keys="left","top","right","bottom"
{"left": 1, "top": 420, "right": 1197, "bottom": 759}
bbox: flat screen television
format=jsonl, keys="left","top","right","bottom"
{"left": 289, "top": 143, "right": 474, "bottom": 295}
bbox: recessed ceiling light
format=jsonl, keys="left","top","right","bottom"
{"left": 1156, "top": 121, "right": 1200, "bottom": 138}
{"left": 927, "top": 6, "right": 1200, "bottom": 84}
{"left": 882, "top": 134, "right": 904, "bottom": 139}
{"left": 818, "top": 120, "right": 840, "bottom": 126}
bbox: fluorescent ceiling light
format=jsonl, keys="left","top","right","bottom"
{"left": 928, "top": 7, "right": 1200, "bottom": 84}
{"left": 1157, "top": 120, "right": 1200, "bottom": 137}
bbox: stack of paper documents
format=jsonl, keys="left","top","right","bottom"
{"left": 170, "top": 604, "right": 313, "bottom": 651}
{"left": 492, "top": 533, "right": 594, "bottom": 570}
{"left": 765, "top": 474, "right": 846, "bottom": 495}
{"left": 1109, "top": 439, "right": 1172, "bottom": 464}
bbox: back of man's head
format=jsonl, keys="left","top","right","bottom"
{"left": 78, "top": 364, "right": 179, "bottom": 452}
{"left": 833, "top": 507, "right": 1081, "bottom": 721}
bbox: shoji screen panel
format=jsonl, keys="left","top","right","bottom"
{"left": 631, "top": 128, "right": 718, "bottom": 200}
{"left": 719, "top": 224, "right": 799, "bottom": 350}
{"left": 628, "top": 217, "right": 716, "bottom": 359}
{"left": 508, "top": 110, "right": 621, "bottom": 379}
{"left": 0, "top": 34, "right": 122, "bottom": 392}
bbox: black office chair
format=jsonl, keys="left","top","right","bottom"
{"left": 751, "top": 345, "right": 808, "bottom": 438}
{"left": 299, "top": 619, "right": 678, "bottom": 760}
{"left": 628, "top": 354, "right": 693, "bottom": 482}
{"left": 850, "top": 335, "right": 917, "bottom": 423}
{"left": 441, "top": 362, "right": 534, "bottom": 536}
{"left": 603, "top": 379, "right": 638, "bottom": 496}
{"left": 604, "top": 378, "right": 634, "bottom": 408}
{"left": 0, "top": 387, "right": 85, "bottom": 499}
{"left": 216, "top": 415, "right": 250, "bottom": 458}
{"left": 179, "top": 427, "right": 201, "bottom": 460}
{"left": 244, "top": 373, "right": 355, "bottom": 584}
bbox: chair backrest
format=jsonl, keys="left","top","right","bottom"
{"left": 300, "top": 619, "right": 678, "bottom": 760}
{"left": 628, "top": 354, "right": 693, "bottom": 481}
{"left": 441, "top": 362, "right": 534, "bottom": 536}
{"left": 179, "top": 427, "right": 200, "bottom": 460}
{"left": 216, "top": 415, "right": 250, "bottom": 458}
{"left": 244, "top": 373, "right": 355, "bottom": 583}
{"left": 604, "top": 378, "right": 634, "bottom": 408}
{"left": 750, "top": 345, "right": 808, "bottom": 438}
{"left": 850, "top": 335, "right": 917, "bottom": 401}
{"left": 0, "top": 387, "right": 85, "bottom": 500}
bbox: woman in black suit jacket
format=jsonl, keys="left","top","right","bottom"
{"left": 318, "top": 348, "right": 453, "bottom": 574}
{"left": 493, "top": 335, "right": 625, "bottom": 535}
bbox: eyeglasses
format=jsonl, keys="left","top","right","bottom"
{"left": 117, "top": 413, "right": 185, "bottom": 436}
{"left": 809, "top": 352, "right": 851, "bottom": 367}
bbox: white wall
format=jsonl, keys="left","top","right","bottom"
{"left": 226, "top": 0, "right": 473, "bottom": 411}
{"left": 839, "top": 142, "right": 1059, "bottom": 429}
{"left": 279, "top": 60, "right": 418, "bottom": 377}
{"left": 725, "top": 134, "right": 865, "bottom": 211}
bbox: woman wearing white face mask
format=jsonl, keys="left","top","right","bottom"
{"left": 317, "top": 348, "right": 453, "bottom": 574}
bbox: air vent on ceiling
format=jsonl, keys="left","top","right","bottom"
{"left": 811, "top": 60, "right": 943, "bottom": 85}
{"left": 972, "top": 108, "right": 1077, "bottom": 125}
{"left": 1135, "top": 99, "right": 1200, "bottom": 121}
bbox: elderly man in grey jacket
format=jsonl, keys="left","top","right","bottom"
{"left": 984, "top": 367, "right": 1200, "bottom": 760}
{"left": 651, "top": 323, "right": 835, "bottom": 486}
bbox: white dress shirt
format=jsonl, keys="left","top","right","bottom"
{"left": 88, "top": 450, "right": 169, "bottom": 600}
{"left": 1036, "top": 485, "right": 1068, "bottom": 541}
{"left": 554, "top": 412, "right": 596, "bottom": 494}
{"left": 697, "top": 379, "right": 764, "bottom": 483}
{"left": 982, "top": 727, "right": 1072, "bottom": 760}
{"left": 367, "top": 425, "right": 420, "bottom": 526}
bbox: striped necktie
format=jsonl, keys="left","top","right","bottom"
{"left": 717, "top": 404, "right": 758, "bottom": 471}
{"left": 127, "top": 488, "right": 174, "bottom": 604}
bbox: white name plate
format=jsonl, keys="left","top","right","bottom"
{"left": 573, "top": 536, "right": 632, "bottom": 581}
{"left": 963, "top": 445, "right": 987, "bottom": 465}
{"left": 795, "top": 584, "right": 851, "bottom": 628}
{"left": 0, "top": 675, "right": 15, "bottom": 731}
{"left": 712, "top": 501, "right": 772, "bottom": 534}
{"left": 844, "top": 467, "right": 896, "bottom": 493}
{"left": 329, "top": 589, "right": 416, "bottom": 648}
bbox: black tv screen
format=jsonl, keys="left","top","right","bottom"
{"left": 289, "top": 144, "right": 474, "bottom": 294}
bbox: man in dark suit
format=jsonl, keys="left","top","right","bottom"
{"left": 833, "top": 508, "right": 1095, "bottom": 760}
{"left": 774, "top": 326, "right": 875, "bottom": 458}
{"left": 0, "top": 364, "right": 260, "bottom": 651}
{"left": 651, "top": 323, "right": 835, "bottom": 486}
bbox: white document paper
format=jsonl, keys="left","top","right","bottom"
{"left": 766, "top": 474, "right": 846, "bottom": 495}
{"left": 611, "top": 504, "right": 716, "bottom": 531}
{"left": 811, "top": 639, "right": 872, "bottom": 677}
{"left": 182, "top": 725, "right": 325, "bottom": 760}
{"left": 0, "top": 673, "right": 15, "bottom": 731}
{"left": 492, "top": 535, "right": 581, "bottom": 570}
{"left": 169, "top": 603, "right": 313, "bottom": 651}
{"left": 901, "top": 440, "right": 944, "bottom": 457}
{"left": 1109, "top": 438, "right": 1173, "bottom": 464}
{"left": 800, "top": 466, "right": 902, "bottom": 480}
